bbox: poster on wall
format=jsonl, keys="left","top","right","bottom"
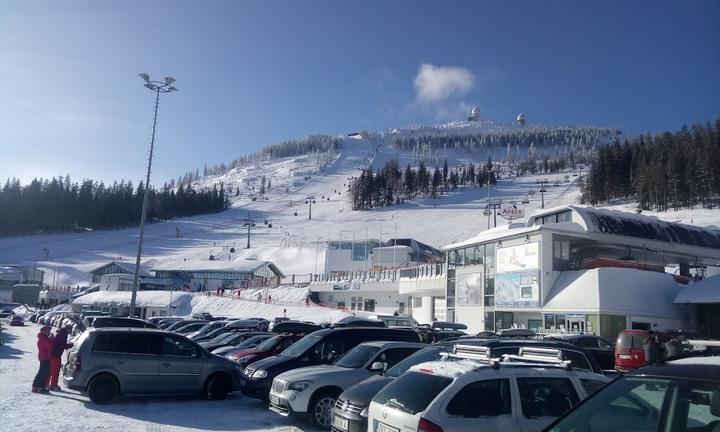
{"left": 456, "top": 269, "right": 484, "bottom": 306}
{"left": 496, "top": 242, "right": 539, "bottom": 274}
{"left": 494, "top": 270, "right": 540, "bottom": 308}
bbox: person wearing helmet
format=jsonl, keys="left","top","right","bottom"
{"left": 32, "top": 325, "right": 54, "bottom": 393}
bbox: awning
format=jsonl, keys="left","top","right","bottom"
{"left": 674, "top": 275, "right": 720, "bottom": 304}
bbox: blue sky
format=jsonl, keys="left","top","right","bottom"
{"left": 1, "top": 0, "right": 719, "bottom": 185}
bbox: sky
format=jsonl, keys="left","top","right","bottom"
{"left": 1, "top": 0, "right": 719, "bottom": 186}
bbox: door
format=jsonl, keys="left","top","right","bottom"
{"left": 156, "top": 334, "right": 204, "bottom": 393}
{"left": 94, "top": 333, "right": 159, "bottom": 392}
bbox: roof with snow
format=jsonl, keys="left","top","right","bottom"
{"left": 88, "top": 261, "right": 151, "bottom": 277}
{"left": 151, "top": 259, "right": 283, "bottom": 277}
{"left": 73, "top": 290, "right": 193, "bottom": 309}
{"left": 674, "top": 275, "right": 720, "bottom": 304}
{"left": 544, "top": 267, "right": 687, "bottom": 318}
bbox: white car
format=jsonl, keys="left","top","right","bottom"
{"left": 368, "top": 345, "right": 610, "bottom": 432}
{"left": 269, "top": 341, "right": 425, "bottom": 428}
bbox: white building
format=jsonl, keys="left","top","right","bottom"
{"left": 432, "top": 205, "right": 720, "bottom": 339}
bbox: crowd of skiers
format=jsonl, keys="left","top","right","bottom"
{"left": 32, "top": 324, "right": 73, "bottom": 393}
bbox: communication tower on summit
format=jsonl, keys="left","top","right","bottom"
{"left": 516, "top": 113, "right": 527, "bottom": 126}
{"left": 468, "top": 106, "right": 481, "bottom": 121}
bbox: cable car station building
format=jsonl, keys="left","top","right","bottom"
{"left": 441, "top": 205, "right": 720, "bottom": 339}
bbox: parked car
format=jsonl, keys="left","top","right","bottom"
{"left": 330, "top": 337, "right": 604, "bottom": 432}
{"left": 213, "top": 334, "right": 276, "bottom": 357}
{"left": 269, "top": 317, "right": 291, "bottom": 331}
{"left": 544, "top": 352, "right": 720, "bottom": 432}
{"left": 174, "top": 322, "right": 210, "bottom": 335}
{"left": 165, "top": 319, "right": 206, "bottom": 332}
{"left": 186, "top": 320, "right": 231, "bottom": 341}
{"left": 371, "top": 315, "right": 419, "bottom": 328}
{"left": 368, "top": 345, "right": 609, "bottom": 432}
{"left": 226, "top": 334, "right": 303, "bottom": 367}
{"left": 270, "top": 341, "right": 424, "bottom": 428}
{"left": 9, "top": 314, "right": 25, "bottom": 326}
{"left": 545, "top": 334, "right": 615, "bottom": 370}
{"left": 90, "top": 317, "right": 155, "bottom": 329}
{"left": 29, "top": 310, "right": 49, "bottom": 323}
{"left": 156, "top": 317, "right": 186, "bottom": 329}
{"left": 416, "top": 322, "right": 468, "bottom": 343}
{"left": 63, "top": 328, "right": 243, "bottom": 404}
{"left": 200, "top": 331, "right": 270, "bottom": 353}
{"left": 241, "top": 327, "right": 423, "bottom": 401}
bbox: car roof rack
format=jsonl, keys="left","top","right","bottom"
{"left": 502, "top": 346, "right": 573, "bottom": 370}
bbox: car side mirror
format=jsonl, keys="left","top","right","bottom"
{"left": 369, "top": 361, "right": 385, "bottom": 372}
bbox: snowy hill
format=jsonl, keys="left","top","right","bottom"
{"left": 0, "top": 119, "right": 716, "bottom": 289}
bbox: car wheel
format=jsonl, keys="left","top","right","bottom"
{"left": 205, "top": 373, "right": 231, "bottom": 400}
{"left": 87, "top": 374, "right": 118, "bottom": 404}
{"left": 308, "top": 390, "right": 340, "bottom": 429}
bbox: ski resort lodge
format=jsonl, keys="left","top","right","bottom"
{"left": 310, "top": 205, "right": 720, "bottom": 340}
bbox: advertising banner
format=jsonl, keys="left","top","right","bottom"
{"left": 456, "top": 268, "right": 484, "bottom": 306}
{"left": 494, "top": 270, "right": 540, "bottom": 308}
{"left": 496, "top": 242, "right": 539, "bottom": 274}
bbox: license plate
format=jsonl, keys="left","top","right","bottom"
{"left": 269, "top": 394, "right": 280, "bottom": 406}
{"left": 332, "top": 415, "right": 349, "bottom": 431}
{"left": 377, "top": 421, "right": 399, "bottom": 432}
{"left": 619, "top": 354, "right": 631, "bottom": 359}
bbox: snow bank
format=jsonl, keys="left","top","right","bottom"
{"left": 73, "top": 291, "right": 194, "bottom": 312}
{"left": 237, "top": 286, "right": 309, "bottom": 303}
{"left": 190, "top": 295, "right": 350, "bottom": 324}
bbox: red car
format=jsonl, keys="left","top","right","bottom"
{"left": 9, "top": 315, "right": 25, "bottom": 326}
{"left": 227, "top": 334, "right": 302, "bottom": 369}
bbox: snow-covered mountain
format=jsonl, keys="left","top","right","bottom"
{"left": 0, "top": 119, "right": 716, "bottom": 287}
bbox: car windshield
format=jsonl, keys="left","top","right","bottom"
{"left": 210, "top": 332, "right": 235, "bottom": 343}
{"left": 256, "top": 336, "right": 283, "bottom": 351}
{"left": 237, "top": 335, "right": 268, "bottom": 348}
{"left": 547, "top": 375, "right": 720, "bottom": 432}
{"left": 334, "top": 345, "right": 381, "bottom": 368}
{"left": 385, "top": 346, "right": 445, "bottom": 377}
{"left": 279, "top": 335, "right": 321, "bottom": 358}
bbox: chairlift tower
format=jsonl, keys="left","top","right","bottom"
{"left": 242, "top": 211, "right": 256, "bottom": 249}
{"left": 305, "top": 196, "right": 316, "bottom": 220}
{"left": 536, "top": 180, "right": 549, "bottom": 209}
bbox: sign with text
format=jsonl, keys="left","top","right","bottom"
{"left": 494, "top": 270, "right": 540, "bottom": 308}
{"left": 500, "top": 205, "right": 524, "bottom": 220}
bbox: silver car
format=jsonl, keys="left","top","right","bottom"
{"left": 63, "top": 327, "right": 243, "bottom": 404}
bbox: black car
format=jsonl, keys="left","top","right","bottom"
{"left": 544, "top": 334, "right": 615, "bottom": 370}
{"left": 330, "top": 337, "right": 603, "bottom": 432}
{"left": 199, "top": 331, "right": 270, "bottom": 352}
{"left": 241, "top": 327, "right": 422, "bottom": 400}
{"left": 544, "top": 352, "right": 720, "bottom": 432}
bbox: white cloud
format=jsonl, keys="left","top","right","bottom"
{"left": 413, "top": 64, "right": 475, "bottom": 103}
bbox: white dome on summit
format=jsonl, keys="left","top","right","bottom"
{"left": 468, "top": 106, "right": 481, "bottom": 121}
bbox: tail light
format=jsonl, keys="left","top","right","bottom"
{"left": 73, "top": 355, "right": 81, "bottom": 372}
{"left": 418, "top": 417, "right": 443, "bottom": 432}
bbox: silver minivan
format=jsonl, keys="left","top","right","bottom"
{"left": 63, "top": 327, "right": 243, "bottom": 404}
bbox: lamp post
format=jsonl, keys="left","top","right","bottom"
{"left": 129, "top": 73, "right": 177, "bottom": 318}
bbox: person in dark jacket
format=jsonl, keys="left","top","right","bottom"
{"left": 47, "top": 324, "right": 73, "bottom": 390}
{"left": 32, "top": 325, "right": 53, "bottom": 393}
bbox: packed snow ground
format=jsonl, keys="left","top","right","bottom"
{"left": 0, "top": 321, "right": 313, "bottom": 432}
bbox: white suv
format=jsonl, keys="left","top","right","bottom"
{"left": 269, "top": 341, "right": 424, "bottom": 428}
{"left": 368, "top": 345, "right": 610, "bottom": 432}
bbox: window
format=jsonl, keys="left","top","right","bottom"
{"left": 580, "top": 379, "right": 607, "bottom": 396}
{"left": 412, "top": 297, "right": 423, "bottom": 308}
{"left": 517, "top": 377, "right": 580, "bottom": 418}
{"left": 92, "top": 333, "right": 156, "bottom": 355}
{"left": 335, "top": 345, "right": 380, "bottom": 368}
{"left": 364, "top": 299, "right": 376, "bottom": 312}
{"left": 561, "top": 350, "right": 593, "bottom": 371}
{"left": 161, "top": 335, "right": 198, "bottom": 357}
{"left": 375, "top": 347, "right": 422, "bottom": 370}
{"left": 447, "top": 379, "right": 511, "bottom": 417}
{"left": 374, "top": 372, "right": 452, "bottom": 415}
{"left": 309, "top": 334, "right": 345, "bottom": 362}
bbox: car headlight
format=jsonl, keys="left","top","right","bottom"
{"left": 288, "top": 381, "right": 311, "bottom": 392}
{"left": 360, "top": 407, "right": 368, "bottom": 418}
{"left": 252, "top": 369, "right": 268, "bottom": 379}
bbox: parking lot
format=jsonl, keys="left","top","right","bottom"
{"left": 0, "top": 322, "right": 309, "bottom": 432}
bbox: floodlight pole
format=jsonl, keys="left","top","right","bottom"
{"left": 130, "top": 74, "right": 177, "bottom": 318}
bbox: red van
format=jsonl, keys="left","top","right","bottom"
{"left": 614, "top": 330, "right": 649, "bottom": 371}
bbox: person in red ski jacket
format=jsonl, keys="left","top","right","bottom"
{"left": 47, "top": 324, "right": 74, "bottom": 390}
{"left": 32, "top": 325, "right": 54, "bottom": 393}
